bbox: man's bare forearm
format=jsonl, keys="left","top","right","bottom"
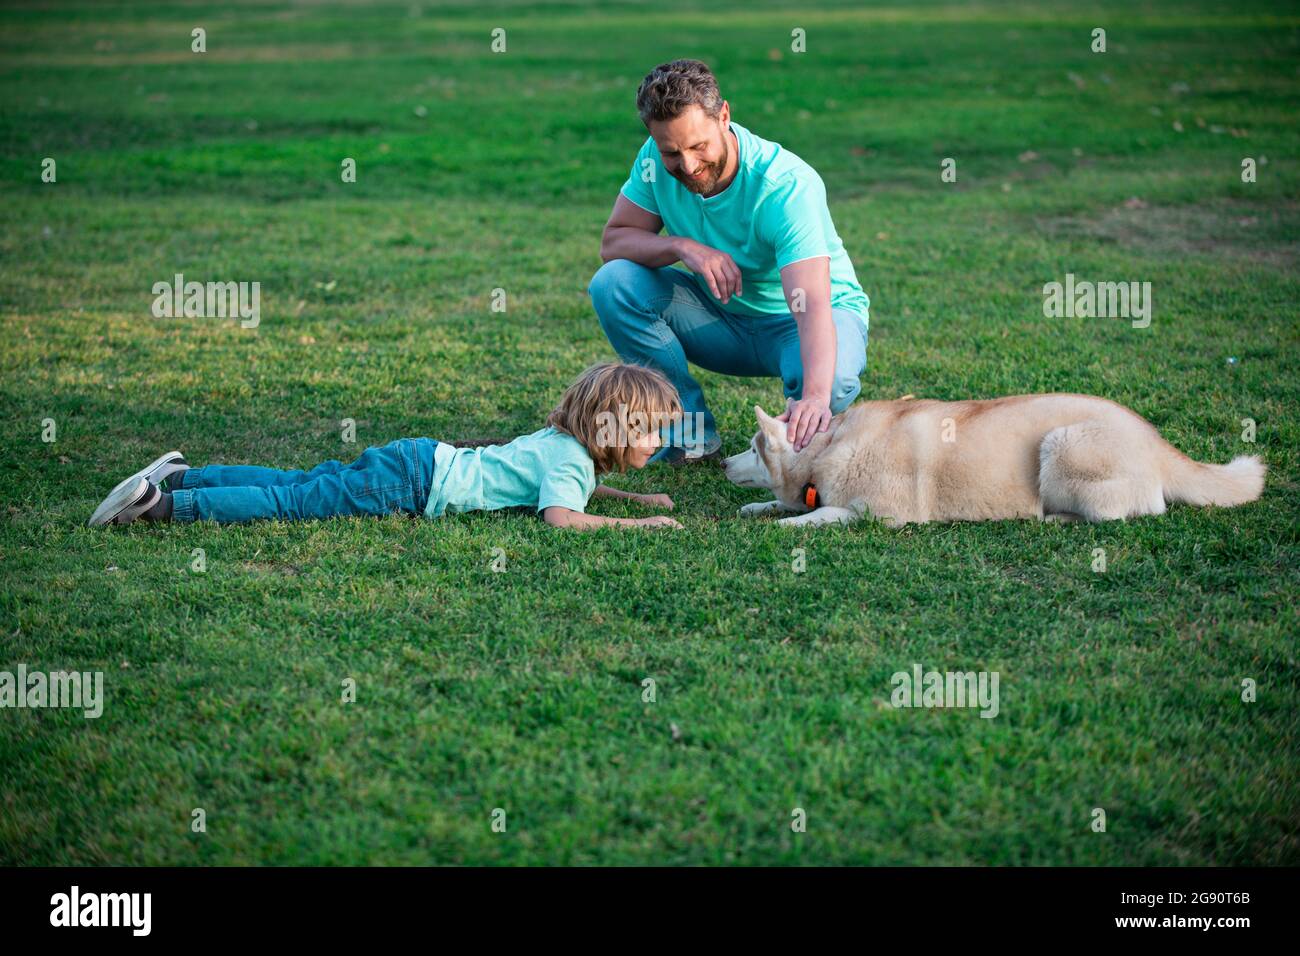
{"left": 795, "top": 304, "right": 837, "bottom": 401}
{"left": 600, "top": 227, "right": 682, "bottom": 267}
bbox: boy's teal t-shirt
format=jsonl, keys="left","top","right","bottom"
{"left": 424, "top": 427, "right": 597, "bottom": 518}
{"left": 619, "top": 120, "right": 870, "bottom": 326}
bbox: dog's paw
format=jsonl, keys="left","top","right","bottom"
{"left": 739, "top": 500, "right": 784, "bottom": 517}
{"left": 777, "top": 506, "right": 859, "bottom": 528}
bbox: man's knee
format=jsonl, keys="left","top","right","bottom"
{"left": 587, "top": 258, "right": 644, "bottom": 311}
{"left": 830, "top": 372, "right": 862, "bottom": 413}
{"left": 829, "top": 315, "right": 867, "bottom": 412}
{"left": 782, "top": 368, "right": 860, "bottom": 411}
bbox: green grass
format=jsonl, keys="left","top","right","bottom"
{"left": 1, "top": 0, "right": 1298, "bottom": 865}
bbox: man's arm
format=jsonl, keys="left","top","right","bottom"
{"left": 599, "top": 194, "right": 743, "bottom": 303}
{"left": 777, "top": 255, "right": 836, "bottom": 451}
{"left": 599, "top": 194, "right": 675, "bottom": 265}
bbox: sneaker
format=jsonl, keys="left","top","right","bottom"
{"left": 99, "top": 450, "right": 188, "bottom": 506}
{"left": 88, "top": 478, "right": 162, "bottom": 527}
{"left": 649, "top": 442, "right": 724, "bottom": 467}
{"left": 138, "top": 451, "right": 188, "bottom": 490}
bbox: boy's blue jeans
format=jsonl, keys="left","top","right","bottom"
{"left": 171, "top": 438, "right": 439, "bottom": 523}
{"left": 588, "top": 258, "right": 868, "bottom": 453}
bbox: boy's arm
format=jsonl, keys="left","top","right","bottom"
{"left": 593, "top": 485, "right": 674, "bottom": 509}
{"left": 542, "top": 506, "right": 680, "bottom": 530}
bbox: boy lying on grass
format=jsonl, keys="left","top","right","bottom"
{"left": 88, "top": 363, "right": 684, "bottom": 531}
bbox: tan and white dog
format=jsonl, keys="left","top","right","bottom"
{"left": 723, "top": 395, "right": 1265, "bottom": 527}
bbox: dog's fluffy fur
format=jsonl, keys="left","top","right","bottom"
{"left": 723, "top": 395, "right": 1265, "bottom": 527}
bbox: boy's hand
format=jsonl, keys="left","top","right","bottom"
{"left": 637, "top": 493, "right": 675, "bottom": 510}
{"left": 636, "top": 515, "right": 682, "bottom": 529}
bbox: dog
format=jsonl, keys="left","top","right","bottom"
{"left": 723, "top": 396, "right": 1265, "bottom": 527}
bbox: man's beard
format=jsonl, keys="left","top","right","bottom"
{"left": 672, "top": 128, "right": 729, "bottom": 195}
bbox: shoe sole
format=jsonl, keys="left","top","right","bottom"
{"left": 88, "top": 477, "right": 151, "bottom": 527}
{"left": 669, "top": 452, "right": 723, "bottom": 468}
{"left": 650, "top": 445, "right": 722, "bottom": 466}
{"left": 653, "top": 449, "right": 723, "bottom": 467}
{"left": 101, "top": 450, "right": 185, "bottom": 504}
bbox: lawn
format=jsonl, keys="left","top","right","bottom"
{"left": 0, "top": 0, "right": 1297, "bottom": 865}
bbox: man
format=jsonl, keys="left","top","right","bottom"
{"left": 589, "top": 59, "right": 871, "bottom": 463}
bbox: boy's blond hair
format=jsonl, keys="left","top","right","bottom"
{"left": 547, "top": 363, "right": 683, "bottom": 474}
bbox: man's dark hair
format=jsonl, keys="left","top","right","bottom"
{"left": 635, "top": 59, "right": 723, "bottom": 126}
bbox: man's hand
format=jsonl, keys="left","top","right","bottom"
{"left": 777, "top": 395, "right": 832, "bottom": 451}
{"left": 675, "top": 237, "right": 743, "bottom": 304}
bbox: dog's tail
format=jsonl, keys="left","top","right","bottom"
{"left": 1162, "top": 450, "right": 1266, "bottom": 508}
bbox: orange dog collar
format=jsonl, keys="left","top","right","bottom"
{"left": 802, "top": 482, "right": 820, "bottom": 509}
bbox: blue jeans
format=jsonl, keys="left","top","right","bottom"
{"left": 588, "top": 258, "right": 868, "bottom": 452}
{"left": 171, "top": 438, "right": 439, "bottom": 524}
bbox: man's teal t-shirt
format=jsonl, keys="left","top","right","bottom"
{"left": 619, "top": 121, "right": 870, "bottom": 327}
{"left": 424, "top": 427, "right": 597, "bottom": 518}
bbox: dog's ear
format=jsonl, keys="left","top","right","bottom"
{"left": 754, "top": 405, "right": 787, "bottom": 444}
